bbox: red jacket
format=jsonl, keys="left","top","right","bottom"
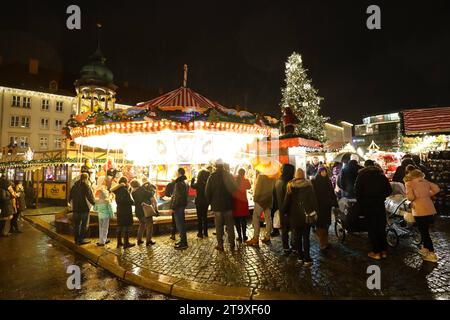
{"left": 233, "top": 178, "right": 251, "bottom": 217}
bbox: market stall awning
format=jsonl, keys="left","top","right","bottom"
{"left": 402, "top": 107, "right": 450, "bottom": 135}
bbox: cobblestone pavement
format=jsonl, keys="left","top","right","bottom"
{"left": 101, "top": 216, "right": 450, "bottom": 298}
{"left": 0, "top": 221, "right": 171, "bottom": 300}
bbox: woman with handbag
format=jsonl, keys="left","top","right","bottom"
{"left": 282, "top": 168, "right": 318, "bottom": 267}
{"left": 312, "top": 167, "right": 338, "bottom": 251}
{"left": 131, "top": 180, "right": 157, "bottom": 246}
{"left": 404, "top": 165, "right": 440, "bottom": 263}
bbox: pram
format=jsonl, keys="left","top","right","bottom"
{"left": 385, "top": 194, "right": 422, "bottom": 246}
{"left": 334, "top": 198, "right": 399, "bottom": 247}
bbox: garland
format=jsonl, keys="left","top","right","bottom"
{"left": 0, "top": 157, "right": 133, "bottom": 169}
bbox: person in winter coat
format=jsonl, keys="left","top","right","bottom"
{"left": 11, "top": 182, "right": 26, "bottom": 233}
{"left": 282, "top": 168, "right": 318, "bottom": 266}
{"left": 246, "top": 172, "right": 276, "bottom": 247}
{"left": 338, "top": 160, "right": 361, "bottom": 198}
{"left": 232, "top": 168, "right": 251, "bottom": 242}
{"left": 0, "top": 174, "right": 16, "bottom": 237}
{"left": 191, "top": 169, "right": 211, "bottom": 238}
{"left": 69, "top": 173, "right": 96, "bottom": 245}
{"left": 131, "top": 180, "right": 157, "bottom": 247}
{"left": 93, "top": 188, "right": 114, "bottom": 246}
{"left": 205, "top": 160, "right": 237, "bottom": 251}
{"left": 312, "top": 167, "right": 338, "bottom": 250}
{"left": 411, "top": 154, "right": 432, "bottom": 181}
{"left": 273, "top": 163, "right": 295, "bottom": 255}
{"left": 392, "top": 157, "right": 416, "bottom": 184}
{"left": 354, "top": 160, "right": 392, "bottom": 260}
{"left": 164, "top": 179, "right": 178, "bottom": 240}
{"left": 170, "top": 168, "right": 189, "bottom": 250}
{"left": 111, "top": 177, "right": 135, "bottom": 249}
{"left": 404, "top": 166, "right": 440, "bottom": 263}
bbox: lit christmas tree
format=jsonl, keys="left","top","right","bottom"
{"left": 280, "top": 52, "right": 328, "bottom": 142}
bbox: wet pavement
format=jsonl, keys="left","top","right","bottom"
{"left": 0, "top": 221, "right": 171, "bottom": 300}
{"left": 104, "top": 216, "right": 450, "bottom": 299}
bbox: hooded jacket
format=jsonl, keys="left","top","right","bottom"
{"left": 253, "top": 174, "right": 275, "bottom": 209}
{"left": 281, "top": 178, "right": 318, "bottom": 228}
{"left": 170, "top": 175, "right": 189, "bottom": 210}
{"left": 111, "top": 183, "right": 134, "bottom": 226}
{"left": 205, "top": 166, "right": 237, "bottom": 212}
{"left": 404, "top": 169, "right": 440, "bottom": 216}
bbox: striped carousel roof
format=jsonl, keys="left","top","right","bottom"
{"left": 137, "top": 86, "right": 224, "bottom": 111}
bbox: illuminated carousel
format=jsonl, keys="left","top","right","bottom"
{"left": 66, "top": 65, "right": 280, "bottom": 207}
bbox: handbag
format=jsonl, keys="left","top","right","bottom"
{"left": 404, "top": 211, "right": 415, "bottom": 223}
{"left": 273, "top": 210, "right": 281, "bottom": 229}
{"left": 142, "top": 202, "right": 157, "bottom": 217}
{"left": 305, "top": 211, "right": 318, "bottom": 225}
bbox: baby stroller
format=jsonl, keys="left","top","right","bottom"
{"left": 334, "top": 198, "right": 399, "bottom": 247}
{"left": 385, "top": 194, "right": 422, "bottom": 246}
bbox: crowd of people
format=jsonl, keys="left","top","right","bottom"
{"left": 65, "top": 152, "right": 441, "bottom": 265}
{"left": 0, "top": 171, "right": 26, "bottom": 237}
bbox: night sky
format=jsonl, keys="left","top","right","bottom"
{"left": 1, "top": 0, "right": 450, "bottom": 124}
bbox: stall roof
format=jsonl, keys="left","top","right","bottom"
{"left": 402, "top": 107, "right": 450, "bottom": 135}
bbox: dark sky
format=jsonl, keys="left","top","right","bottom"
{"left": 1, "top": 0, "right": 450, "bottom": 123}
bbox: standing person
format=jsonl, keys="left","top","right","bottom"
{"left": 246, "top": 172, "right": 276, "bottom": 247}
{"left": 273, "top": 164, "right": 295, "bottom": 255}
{"left": 392, "top": 157, "right": 416, "bottom": 184}
{"left": 338, "top": 159, "right": 361, "bottom": 198}
{"left": 191, "top": 169, "right": 211, "bottom": 238}
{"left": 355, "top": 160, "right": 392, "bottom": 260}
{"left": 282, "top": 168, "right": 318, "bottom": 266}
{"left": 164, "top": 179, "right": 177, "bottom": 241}
{"left": 12, "top": 182, "right": 26, "bottom": 233}
{"left": 232, "top": 168, "right": 251, "bottom": 243}
{"left": 205, "top": 160, "right": 237, "bottom": 252}
{"left": 404, "top": 166, "right": 440, "bottom": 263}
{"left": 312, "top": 167, "right": 338, "bottom": 250}
{"left": 93, "top": 188, "right": 114, "bottom": 246}
{"left": 306, "top": 157, "right": 320, "bottom": 179}
{"left": 170, "top": 168, "right": 189, "bottom": 250}
{"left": 111, "top": 177, "right": 135, "bottom": 249}
{"left": 131, "top": 180, "right": 157, "bottom": 246}
{"left": 0, "top": 173, "right": 16, "bottom": 237}
{"left": 68, "top": 173, "right": 96, "bottom": 245}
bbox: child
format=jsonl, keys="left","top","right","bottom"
{"left": 93, "top": 188, "right": 114, "bottom": 246}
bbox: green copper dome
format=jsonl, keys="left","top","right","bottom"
{"left": 78, "top": 48, "right": 114, "bottom": 86}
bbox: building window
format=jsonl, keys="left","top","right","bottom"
{"left": 54, "top": 136, "right": 62, "bottom": 149}
{"left": 21, "top": 116, "right": 30, "bottom": 128}
{"left": 40, "top": 118, "right": 49, "bottom": 129}
{"left": 56, "top": 101, "right": 63, "bottom": 112}
{"left": 9, "top": 136, "right": 29, "bottom": 148}
{"left": 54, "top": 119, "right": 63, "bottom": 131}
{"left": 39, "top": 136, "right": 48, "bottom": 149}
{"left": 10, "top": 116, "right": 19, "bottom": 127}
{"left": 41, "top": 99, "right": 50, "bottom": 111}
{"left": 12, "top": 96, "right": 21, "bottom": 107}
{"left": 22, "top": 97, "right": 31, "bottom": 108}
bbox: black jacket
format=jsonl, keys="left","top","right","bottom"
{"left": 273, "top": 164, "right": 295, "bottom": 211}
{"left": 355, "top": 166, "right": 392, "bottom": 206}
{"left": 281, "top": 179, "right": 318, "bottom": 229}
{"left": 69, "top": 180, "right": 95, "bottom": 213}
{"left": 112, "top": 184, "right": 134, "bottom": 226}
{"left": 191, "top": 170, "right": 210, "bottom": 208}
{"left": 205, "top": 167, "right": 237, "bottom": 212}
{"left": 312, "top": 175, "right": 338, "bottom": 227}
{"left": 338, "top": 160, "right": 361, "bottom": 198}
{"left": 392, "top": 158, "right": 416, "bottom": 184}
{"left": 170, "top": 176, "right": 189, "bottom": 210}
{"left": 132, "top": 186, "right": 153, "bottom": 220}
{"left": 0, "top": 178, "right": 14, "bottom": 217}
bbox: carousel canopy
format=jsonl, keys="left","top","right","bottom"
{"left": 68, "top": 86, "right": 279, "bottom": 165}
{"left": 402, "top": 107, "right": 450, "bottom": 135}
